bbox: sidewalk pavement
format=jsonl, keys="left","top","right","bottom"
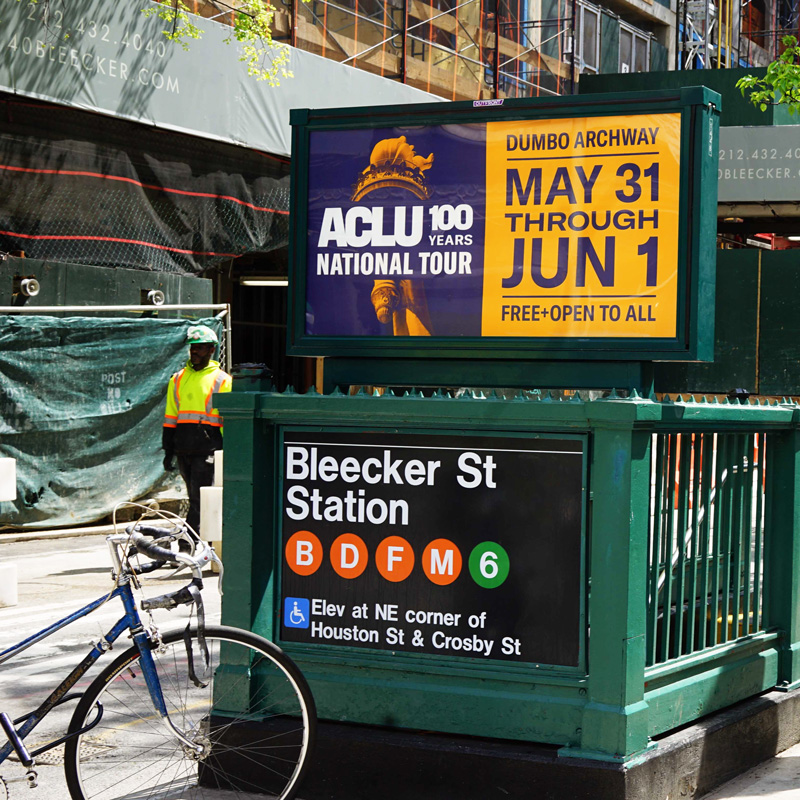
{"left": 701, "top": 742, "right": 800, "bottom": 798}
{"left": 0, "top": 492, "right": 186, "bottom": 543}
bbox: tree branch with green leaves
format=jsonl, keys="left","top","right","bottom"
{"left": 736, "top": 35, "right": 800, "bottom": 114}
{"left": 143, "top": 0, "right": 293, "bottom": 84}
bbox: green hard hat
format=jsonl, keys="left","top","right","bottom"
{"left": 186, "top": 325, "right": 218, "bottom": 345}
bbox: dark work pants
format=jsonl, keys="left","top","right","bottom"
{"left": 177, "top": 452, "right": 215, "bottom": 535}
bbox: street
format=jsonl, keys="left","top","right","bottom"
{"left": 0, "top": 533, "right": 221, "bottom": 800}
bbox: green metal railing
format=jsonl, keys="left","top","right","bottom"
{"left": 219, "top": 386, "right": 800, "bottom": 761}
{"left": 646, "top": 431, "right": 768, "bottom": 667}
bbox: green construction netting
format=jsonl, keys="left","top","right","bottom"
{"left": 0, "top": 315, "right": 223, "bottom": 529}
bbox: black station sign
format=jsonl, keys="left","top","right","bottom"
{"left": 279, "top": 430, "right": 585, "bottom": 667}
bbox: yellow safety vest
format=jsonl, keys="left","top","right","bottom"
{"left": 163, "top": 360, "right": 232, "bottom": 431}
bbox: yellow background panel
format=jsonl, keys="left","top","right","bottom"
{"left": 482, "top": 113, "right": 681, "bottom": 338}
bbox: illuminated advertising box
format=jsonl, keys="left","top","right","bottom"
{"left": 289, "top": 88, "right": 719, "bottom": 361}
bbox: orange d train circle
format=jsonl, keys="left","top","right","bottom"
{"left": 330, "top": 533, "right": 369, "bottom": 579}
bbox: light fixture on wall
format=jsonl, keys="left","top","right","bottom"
{"left": 19, "top": 278, "right": 40, "bottom": 297}
{"left": 240, "top": 276, "right": 289, "bottom": 287}
{"left": 141, "top": 288, "right": 166, "bottom": 305}
{"left": 13, "top": 275, "right": 40, "bottom": 298}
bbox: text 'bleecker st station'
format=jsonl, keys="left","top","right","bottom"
{"left": 284, "top": 445, "right": 497, "bottom": 524}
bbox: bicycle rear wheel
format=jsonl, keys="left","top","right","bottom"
{"left": 64, "top": 625, "right": 316, "bottom": 800}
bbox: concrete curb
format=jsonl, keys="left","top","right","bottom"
{"left": 0, "top": 498, "right": 186, "bottom": 544}
{"left": 0, "top": 524, "right": 118, "bottom": 543}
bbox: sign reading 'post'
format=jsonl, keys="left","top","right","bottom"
{"left": 280, "top": 431, "right": 585, "bottom": 667}
{"left": 289, "top": 90, "right": 720, "bottom": 361}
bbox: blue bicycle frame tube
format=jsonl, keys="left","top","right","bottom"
{"left": 118, "top": 585, "right": 170, "bottom": 718}
{"left": 0, "top": 590, "right": 125, "bottom": 666}
{"left": 0, "top": 583, "right": 147, "bottom": 766}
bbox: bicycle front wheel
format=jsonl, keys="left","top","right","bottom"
{"left": 64, "top": 625, "right": 316, "bottom": 800}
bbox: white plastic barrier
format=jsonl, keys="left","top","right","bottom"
{"left": 0, "top": 458, "right": 18, "bottom": 606}
{"left": 0, "top": 563, "right": 18, "bottom": 608}
{"left": 200, "top": 451, "right": 224, "bottom": 571}
{"left": 214, "top": 450, "right": 223, "bottom": 487}
{"left": 0, "top": 458, "right": 16, "bottom": 501}
{"left": 200, "top": 486, "right": 223, "bottom": 542}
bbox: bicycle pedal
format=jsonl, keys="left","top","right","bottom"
{"left": 24, "top": 769, "right": 37, "bottom": 789}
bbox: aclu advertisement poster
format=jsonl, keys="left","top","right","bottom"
{"left": 305, "top": 113, "right": 681, "bottom": 340}
{"left": 280, "top": 431, "right": 584, "bottom": 667}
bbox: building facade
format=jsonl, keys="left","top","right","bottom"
{"left": 187, "top": 0, "right": 796, "bottom": 102}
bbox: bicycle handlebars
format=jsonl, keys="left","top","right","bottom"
{"left": 106, "top": 525, "right": 222, "bottom": 588}
{"left": 133, "top": 523, "right": 192, "bottom": 542}
{"left": 130, "top": 535, "right": 181, "bottom": 565}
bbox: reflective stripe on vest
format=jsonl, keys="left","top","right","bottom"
{"left": 205, "top": 373, "right": 227, "bottom": 414}
{"left": 172, "top": 368, "right": 184, "bottom": 410}
{"left": 176, "top": 411, "right": 222, "bottom": 426}
{"left": 171, "top": 367, "right": 225, "bottom": 427}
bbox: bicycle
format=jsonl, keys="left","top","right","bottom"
{"left": 0, "top": 506, "right": 316, "bottom": 800}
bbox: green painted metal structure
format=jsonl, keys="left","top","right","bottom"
{"left": 216, "top": 81, "right": 800, "bottom": 763}
{"left": 216, "top": 387, "right": 800, "bottom": 763}
{"left": 0, "top": 256, "right": 211, "bottom": 310}
{"left": 581, "top": 69, "right": 796, "bottom": 127}
{"left": 218, "top": 77, "right": 800, "bottom": 766}
{"left": 655, "top": 249, "right": 800, "bottom": 396}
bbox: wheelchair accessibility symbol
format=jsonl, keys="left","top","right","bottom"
{"left": 284, "top": 597, "right": 310, "bottom": 629}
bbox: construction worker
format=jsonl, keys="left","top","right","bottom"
{"left": 162, "top": 325, "right": 232, "bottom": 535}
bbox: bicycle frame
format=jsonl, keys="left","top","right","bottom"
{"left": 0, "top": 578, "right": 169, "bottom": 767}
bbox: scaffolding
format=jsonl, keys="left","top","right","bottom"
{"left": 186, "top": 0, "right": 576, "bottom": 100}
{"left": 678, "top": 0, "right": 799, "bottom": 69}
{"left": 185, "top": 0, "right": 797, "bottom": 102}
{"left": 285, "top": 0, "right": 579, "bottom": 98}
